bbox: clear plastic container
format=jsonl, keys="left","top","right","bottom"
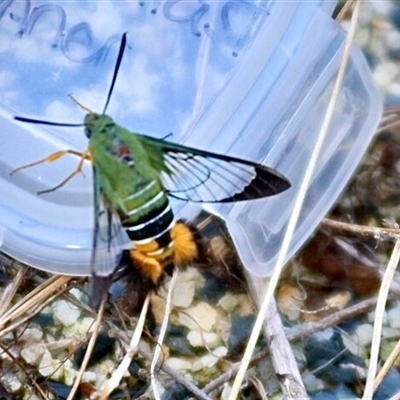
{"left": 0, "top": 1, "right": 382, "bottom": 276}
{"left": 190, "top": 8, "right": 384, "bottom": 275}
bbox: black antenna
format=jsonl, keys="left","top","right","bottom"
{"left": 102, "top": 32, "right": 127, "bottom": 115}
{"left": 14, "top": 33, "right": 127, "bottom": 126}
{"left": 14, "top": 116, "right": 83, "bottom": 127}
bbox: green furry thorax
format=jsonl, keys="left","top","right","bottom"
{"left": 85, "top": 113, "right": 170, "bottom": 215}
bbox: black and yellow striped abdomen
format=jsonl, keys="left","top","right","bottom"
{"left": 122, "top": 187, "right": 199, "bottom": 286}
{"left": 119, "top": 180, "right": 177, "bottom": 284}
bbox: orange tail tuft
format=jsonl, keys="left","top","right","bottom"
{"left": 172, "top": 222, "right": 200, "bottom": 265}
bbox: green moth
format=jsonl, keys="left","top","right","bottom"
{"left": 13, "top": 33, "right": 291, "bottom": 306}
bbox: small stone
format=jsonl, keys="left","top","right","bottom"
{"left": 62, "top": 359, "right": 78, "bottom": 386}
{"left": 82, "top": 371, "right": 97, "bottom": 383}
{"left": 387, "top": 302, "right": 400, "bottom": 328}
{"left": 38, "top": 349, "right": 59, "bottom": 378}
{"left": 52, "top": 300, "right": 80, "bottom": 327}
{"left": 217, "top": 293, "right": 240, "bottom": 312}
{"left": 343, "top": 324, "right": 373, "bottom": 356}
{"left": 77, "top": 317, "right": 97, "bottom": 334}
{"left": 95, "top": 359, "right": 119, "bottom": 378}
{"left": 178, "top": 302, "right": 217, "bottom": 331}
{"left": 187, "top": 331, "right": 220, "bottom": 348}
{"left": 325, "top": 290, "right": 352, "bottom": 310}
{"left": 277, "top": 284, "right": 304, "bottom": 321}
{"left": 303, "top": 373, "right": 326, "bottom": 393}
{"left": 237, "top": 296, "right": 255, "bottom": 317}
{"left": 23, "top": 393, "right": 42, "bottom": 400}
{"left": 356, "top": 324, "right": 374, "bottom": 346}
{"left": 172, "top": 268, "right": 202, "bottom": 308}
{"left": 191, "top": 346, "right": 227, "bottom": 371}
{"left": 165, "top": 357, "right": 192, "bottom": 373}
{"left": 69, "top": 287, "right": 85, "bottom": 301}
{"left": 46, "top": 337, "right": 71, "bottom": 352}
{"left": 0, "top": 371, "right": 22, "bottom": 393}
{"left": 20, "top": 327, "right": 43, "bottom": 342}
{"left": 382, "top": 326, "right": 400, "bottom": 341}
{"left": 173, "top": 278, "right": 196, "bottom": 308}
{"left": 374, "top": 61, "right": 399, "bottom": 90}
{"left": 21, "top": 343, "right": 46, "bottom": 366}
{"left": 215, "top": 316, "right": 231, "bottom": 344}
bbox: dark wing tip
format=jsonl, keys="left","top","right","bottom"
{"left": 90, "top": 275, "right": 114, "bottom": 310}
{"left": 219, "top": 165, "right": 291, "bottom": 203}
{"left": 257, "top": 165, "right": 291, "bottom": 194}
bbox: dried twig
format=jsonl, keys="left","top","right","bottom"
{"left": 245, "top": 273, "right": 307, "bottom": 398}
{"left": 362, "top": 239, "right": 400, "bottom": 399}
{"left": 67, "top": 298, "right": 106, "bottom": 400}
{"left": 98, "top": 295, "right": 150, "bottom": 399}
{"left": 323, "top": 218, "right": 400, "bottom": 242}
{"left": 0, "top": 265, "right": 28, "bottom": 317}
{"left": 375, "top": 338, "right": 400, "bottom": 391}
{"left": 151, "top": 269, "right": 179, "bottom": 399}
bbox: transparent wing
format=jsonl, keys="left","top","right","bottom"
{"left": 141, "top": 135, "right": 291, "bottom": 203}
{"left": 90, "top": 166, "right": 130, "bottom": 306}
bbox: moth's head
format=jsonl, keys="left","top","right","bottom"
{"left": 83, "top": 113, "right": 103, "bottom": 139}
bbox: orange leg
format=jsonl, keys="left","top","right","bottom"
{"left": 10, "top": 148, "right": 92, "bottom": 194}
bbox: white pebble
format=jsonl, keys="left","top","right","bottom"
{"left": 172, "top": 277, "right": 196, "bottom": 308}
{"left": 217, "top": 293, "right": 240, "bottom": 312}
{"left": 373, "top": 62, "right": 399, "bottom": 90}
{"left": 178, "top": 302, "right": 217, "bottom": 331}
{"left": 387, "top": 302, "right": 400, "bottom": 328}
{"left": 0, "top": 371, "right": 22, "bottom": 392}
{"left": 52, "top": 300, "right": 80, "bottom": 327}
{"left": 191, "top": 346, "right": 227, "bottom": 371}
{"left": 20, "top": 327, "right": 43, "bottom": 342}
{"left": 82, "top": 371, "right": 97, "bottom": 383}
{"left": 69, "top": 287, "right": 85, "bottom": 301}
{"left": 303, "top": 373, "right": 326, "bottom": 393}
{"left": 187, "top": 331, "right": 220, "bottom": 348}
{"left": 343, "top": 324, "right": 373, "bottom": 356}
{"left": 21, "top": 343, "right": 46, "bottom": 366}
{"left": 38, "top": 349, "right": 58, "bottom": 378}
{"left": 23, "top": 393, "right": 42, "bottom": 400}
{"left": 172, "top": 268, "right": 204, "bottom": 308}
{"left": 62, "top": 359, "right": 78, "bottom": 386}
{"left": 165, "top": 357, "right": 192, "bottom": 372}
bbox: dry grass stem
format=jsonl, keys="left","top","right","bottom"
{"left": 323, "top": 218, "right": 400, "bottom": 241}
{"left": 362, "top": 239, "right": 400, "bottom": 399}
{"left": 375, "top": 338, "right": 400, "bottom": 392}
{"left": 151, "top": 269, "right": 179, "bottom": 399}
{"left": 98, "top": 294, "right": 150, "bottom": 399}
{"left": 0, "top": 265, "right": 28, "bottom": 317}
{"left": 67, "top": 297, "right": 106, "bottom": 400}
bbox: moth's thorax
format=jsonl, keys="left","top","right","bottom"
{"left": 108, "top": 136, "right": 134, "bottom": 165}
